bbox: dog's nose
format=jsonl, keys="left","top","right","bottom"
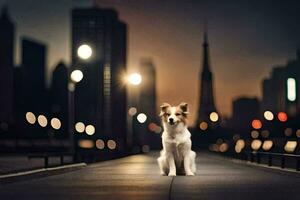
{"left": 169, "top": 118, "right": 174, "bottom": 123}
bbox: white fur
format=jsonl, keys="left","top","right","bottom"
{"left": 157, "top": 107, "right": 196, "bottom": 176}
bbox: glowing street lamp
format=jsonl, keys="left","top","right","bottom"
{"left": 287, "top": 78, "right": 296, "bottom": 101}
{"left": 77, "top": 44, "right": 92, "bottom": 60}
{"left": 70, "top": 69, "right": 84, "bottom": 83}
{"left": 128, "top": 73, "right": 142, "bottom": 86}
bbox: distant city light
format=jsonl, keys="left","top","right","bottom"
{"left": 296, "top": 129, "right": 300, "bottom": 138}
{"left": 235, "top": 139, "right": 246, "bottom": 153}
{"left": 277, "top": 112, "right": 288, "bottom": 122}
{"left": 287, "top": 78, "right": 296, "bottom": 101}
{"left": 85, "top": 125, "right": 95, "bottom": 135}
{"left": 219, "top": 143, "right": 229, "bottom": 153}
{"left": 128, "top": 107, "right": 137, "bottom": 116}
{"left": 50, "top": 118, "right": 61, "bottom": 130}
{"left": 128, "top": 73, "right": 142, "bottom": 85}
{"left": 70, "top": 69, "right": 83, "bottom": 83}
{"left": 37, "top": 115, "right": 47, "bottom": 127}
{"left": 199, "top": 121, "right": 208, "bottom": 131}
{"left": 251, "top": 119, "right": 262, "bottom": 129}
{"left": 250, "top": 130, "right": 259, "bottom": 139}
{"left": 251, "top": 139, "right": 262, "bottom": 151}
{"left": 263, "top": 111, "right": 274, "bottom": 121}
{"left": 107, "top": 140, "right": 116, "bottom": 150}
{"left": 261, "top": 130, "right": 270, "bottom": 138}
{"left": 77, "top": 44, "right": 92, "bottom": 60}
{"left": 262, "top": 140, "right": 273, "bottom": 151}
{"left": 26, "top": 112, "right": 36, "bottom": 124}
{"left": 137, "top": 113, "right": 147, "bottom": 123}
{"left": 209, "top": 112, "right": 219, "bottom": 122}
{"left": 142, "top": 145, "right": 150, "bottom": 153}
{"left": 232, "top": 134, "right": 240, "bottom": 141}
{"left": 78, "top": 139, "right": 94, "bottom": 149}
{"left": 284, "top": 141, "right": 297, "bottom": 153}
{"left": 75, "top": 122, "right": 85, "bottom": 133}
{"left": 95, "top": 139, "right": 105, "bottom": 150}
{"left": 284, "top": 128, "right": 293, "bottom": 137}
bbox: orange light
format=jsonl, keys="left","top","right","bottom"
{"left": 148, "top": 123, "right": 157, "bottom": 132}
{"left": 251, "top": 119, "right": 262, "bottom": 129}
{"left": 277, "top": 112, "right": 288, "bottom": 122}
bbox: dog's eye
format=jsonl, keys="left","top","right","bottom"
{"left": 166, "top": 113, "right": 171, "bottom": 116}
{"left": 175, "top": 113, "right": 181, "bottom": 116}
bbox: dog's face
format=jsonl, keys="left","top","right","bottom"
{"left": 159, "top": 102, "right": 189, "bottom": 125}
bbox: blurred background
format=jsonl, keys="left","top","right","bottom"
{"left": 0, "top": 0, "right": 300, "bottom": 169}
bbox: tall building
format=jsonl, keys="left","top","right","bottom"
{"left": 21, "top": 37, "right": 47, "bottom": 114}
{"left": 137, "top": 58, "right": 160, "bottom": 149}
{"left": 71, "top": 7, "right": 127, "bottom": 148}
{"left": 0, "top": 5, "right": 14, "bottom": 124}
{"left": 50, "top": 62, "right": 69, "bottom": 138}
{"left": 230, "top": 97, "right": 260, "bottom": 132}
{"left": 261, "top": 49, "right": 300, "bottom": 116}
{"left": 196, "top": 30, "right": 218, "bottom": 127}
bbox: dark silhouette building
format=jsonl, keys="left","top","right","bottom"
{"left": 261, "top": 49, "right": 300, "bottom": 117}
{"left": 50, "top": 61, "right": 69, "bottom": 138}
{"left": 0, "top": 5, "right": 14, "bottom": 125}
{"left": 196, "top": 30, "right": 218, "bottom": 127}
{"left": 21, "top": 37, "right": 47, "bottom": 114}
{"left": 71, "top": 7, "right": 127, "bottom": 149}
{"left": 137, "top": 58, "right": 160, "bottom": 149}
{"left": 230, "top": 97, "right": 260, "bottom": 132}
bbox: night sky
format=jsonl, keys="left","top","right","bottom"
{"left": 2, "top": 0, "right": 300, "bottom": 125}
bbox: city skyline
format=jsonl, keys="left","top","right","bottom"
{"left": 1, "top": 0, "right": 300, "bottom": 125}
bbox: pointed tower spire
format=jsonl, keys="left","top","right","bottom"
{"left": 196, "top": 21, "right": 218, "bottom": 128}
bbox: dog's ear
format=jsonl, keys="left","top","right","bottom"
{"left": 179, "top": 102, "right": 189, "bottom": 115}
{"left": 159, "top": 103, "right": 170, "bottom": 116}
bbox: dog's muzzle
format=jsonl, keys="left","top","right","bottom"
{"left": 168, "top": 118, "right": 175, "bottom": 125}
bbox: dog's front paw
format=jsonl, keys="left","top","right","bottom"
{"left": 168, "top": 172, "right": 176, "bottom": 176}
{"left": 186, "top": 172, "right": 195, "bottom": 176}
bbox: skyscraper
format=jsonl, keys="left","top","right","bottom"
{"left": 21, "top": 37, "right": 47, "bottom": 114}
{"left": 137, "top": 58, "right": 160, "bottom": 149}
{"left": 0, "top": 5, "right": 14, "bottom": 124}
{"left": 196, "top": 30, "right": 218, "bottom": 127}
{"left": 71, "top": 7, "right": 127, "bottom": 148}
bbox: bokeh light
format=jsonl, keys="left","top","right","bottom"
{"left": 263, "top": 111, "right": 274, "bottom": 121}
{"left": 284, "top": 128, "right": 293, "bottom": 137}
{"left": 142, "top": 145, "right": 150, "bottom": 153}
{"left": 261, "top": 130, "right": 270, "bottom": 138}
{"left": 209, "top": 112, "right": 219, "bottom": 122}
{"left": 128, "top": 107, "right": 137, "bottom": 116}
{"left": 85, "top": 125, "right": 95, "bottom": 135}
{"left": 128, "top": 73, "right": 142, "bottom": 85}
{"left": 251, "top": 130, "right": 259, "bottom": 139}
{"left": 95, "top": 139, "right": 105, "bottom": 150}
{"left": 262, "top": 140, "right": 273, "bottom": 151}
{"left": 107, "top": 140, "right": 117, "bottom": 150}
{"left": 37, "top": 115, "right": 48, "bottom": 127}
{"left": 277, "top": 112, "right": 288, "bottom": 122}
{"left": 296, "top": 129, "right": 300, "bottom": 138}
{"left": 137, "top": 113, "right": 147, "bottom": 123}
{"left": 75, "top": 122, "right": 85, "bottom": 133}
{"left": 219, "top": 143, "right": 229, "bottom": 153}
{"left": 26, "top": 112, "right": 36, "bottom": 124}
{"left": 78, "top": 139, "right": 94, "bottom": 149}
{"left": 199, "top": 121, "right": 208, "bottom": 131}
{"left": 235, "top": 139, "right": 246, "bottom": 153}
{"left": 50, "top": 118, "right": 61, "bottom": 130}
{"left": 251, "top": 139, "right": 262, "bottom": 151}
{"left": 251, "top": 119, "right": 262, "bottom": 129}
{"left": 284, "top": 141, "right": 297, "bottom": 153}
{"left": 77, "top": 44, "right": 92, "bottom": 59}
{"left": 70, "top": 70, "right": 83, "bottom": 83}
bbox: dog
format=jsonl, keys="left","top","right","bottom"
{"left": 157, "top": 102, "right": 196, "bottom": 176}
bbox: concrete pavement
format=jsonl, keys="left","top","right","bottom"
{"left": 1, "top": 152, "right": 300, "bottom": 200}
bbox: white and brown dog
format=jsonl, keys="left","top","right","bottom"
{"left": 157, "top": 102, "right": 196, "bottom": 176}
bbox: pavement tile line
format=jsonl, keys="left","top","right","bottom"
{"left": 0, "top": 163, "right": 87, "bottom": 179}
{"left": 168, "top": 176, "right": 175, "bottom": 200}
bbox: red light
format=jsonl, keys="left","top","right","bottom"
{"left": 148, "top": 123, "right": 157, "bottom": 132}
{"left": 277, "top": 112, "right": 288, "bottom": 122}
{"left": 252, "top": 119, "right": 262, "bottom": 129}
